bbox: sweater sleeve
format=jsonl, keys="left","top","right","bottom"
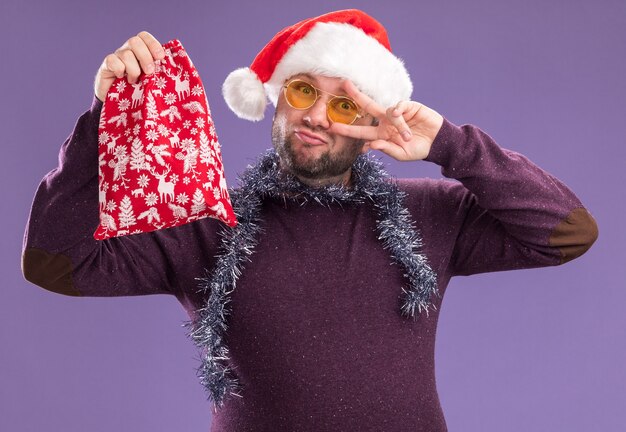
{"left": 21, "top": 95, "right": 221, "bottom": 297}
{"left": 424, "top": 118, "right": 598, "bottom": 277}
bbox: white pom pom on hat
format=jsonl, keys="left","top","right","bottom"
{"left": 222, "top": 9, "right": 413, "bottom": 122}
{"left": 222, "top": 67, "right": 267, "bottom": 121}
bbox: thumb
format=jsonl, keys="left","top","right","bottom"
{"left": 94, "top": 59, "right": 124, "bottom": 102}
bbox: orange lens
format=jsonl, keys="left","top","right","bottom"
{"left": 328, "top": 97, "right": 359, "bottom": 124}
{"left": 285, "top": 80, "right": 317, "bottom": 109}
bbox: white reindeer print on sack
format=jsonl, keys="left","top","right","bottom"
{"left": 165, "top": 67, "right": 190, "bottom": 100}
{"left": 106, "top": 135, "right": 121, "bottom": 154}
{"left": 131, "top": 187, "right": 145, "bottom": 197}
{"left": 150, "top": 165, "right": 176, "bottom": 203}
{"left": 131, "top": 83, "right": 145, "bottom": 109}
{"left": 168, "top": 128, "right": 181, "bottom": 147}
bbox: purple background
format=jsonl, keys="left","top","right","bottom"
{"left": 1, "top": 0, "right": 624, "bottom": 430}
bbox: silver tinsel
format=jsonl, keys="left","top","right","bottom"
{"left": 186, "top": 149, "right": 438, "bottom": 410}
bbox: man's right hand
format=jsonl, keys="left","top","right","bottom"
{"left": 94, "top": 31, "right": 166, "bottom": 103}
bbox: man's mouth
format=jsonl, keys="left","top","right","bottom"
{"left": 294, "top": 129, "right": 328, "bottom": 146}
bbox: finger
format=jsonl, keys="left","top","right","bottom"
{"left": 137, "top": 31, "right": 166, "bottom": 61}
{"left": 330, "top": 122, "right": 379, "bottom": 141}
{"left": 386, "top": 104, "right": 413, "bottom": 142}
{"left": 368, "top": 139, "right": 408, "bottom": 160}
{"left": 342, "top": 79, "right": 386, "bottom": 118}
{"left": 391, "top": 100, "right": 416, "bottom": 117}
{"left": 101, "top": 53, "right": 126, "bottom": 79}
{"left": 115, "top": 49, "right": 142, "bottom": 83}
{"left": 127, "top": 35, "right": 158, "bottom": 76}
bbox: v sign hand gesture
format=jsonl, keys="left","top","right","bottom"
{"left": 329, "top": 80, "right": 444, "bottom": 161}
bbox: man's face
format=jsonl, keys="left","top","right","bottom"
{"left": 271, "top": 73, "right": 371, "bottom": 184}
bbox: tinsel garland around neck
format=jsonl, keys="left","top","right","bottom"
{"left": 188, "top": 149, "right": 439, "bottom": 410}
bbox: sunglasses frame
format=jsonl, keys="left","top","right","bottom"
{"left": 282, "top": 79, "right": 364, "bottom": 125}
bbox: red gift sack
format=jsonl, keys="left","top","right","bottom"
{"left": 94, "top": 39, "right": 236, "bottom": 240}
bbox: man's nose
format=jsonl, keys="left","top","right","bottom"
{"left": 305, "top": 95, "right": 330, "bottom": 129}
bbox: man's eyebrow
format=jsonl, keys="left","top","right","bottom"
{"left": 291, "top": 72, "right": 317, "bottom": 83}
{"left": 291, "top": 73, "right": 350, "bottom": 97}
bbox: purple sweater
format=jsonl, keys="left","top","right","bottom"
{"left": 22, "top": 96, "right": 598, "bottom": 431}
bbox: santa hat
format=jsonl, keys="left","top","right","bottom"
{"left": 222, "top": 9, "right": 413, "bottom": 121}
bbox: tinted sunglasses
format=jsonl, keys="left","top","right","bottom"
{"left": 282, "top": 79, "right": 363, "bottom": 125}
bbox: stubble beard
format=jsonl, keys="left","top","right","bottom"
{"left": 271, "top": 113, "right": 363, "bottom": 182}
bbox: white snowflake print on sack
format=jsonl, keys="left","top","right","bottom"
{"left": 94, "top": 38, "right": 236, "bottom": 240}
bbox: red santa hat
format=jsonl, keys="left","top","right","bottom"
{"left": 222, "top": 9, "right": 413, "bottom": 121}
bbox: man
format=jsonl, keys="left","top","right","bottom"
{"left": 22, "top": 9, "right": 598, "bottom": 432}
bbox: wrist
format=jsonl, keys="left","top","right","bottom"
{"left": 423, "top": 117, "right": 465, "bottom": 166}
{"left": 422, "top": 113, "right": 444, "bottom": 160}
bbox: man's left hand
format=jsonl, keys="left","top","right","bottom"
{"left": 329, "top": 80, "right": 444, "bottom": 161}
